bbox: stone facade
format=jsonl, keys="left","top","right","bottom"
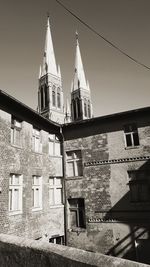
{"left": 0, "top": 105, "right": 64, "bottom": 242}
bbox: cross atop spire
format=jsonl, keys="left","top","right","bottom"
{"left": 42, "top": 16, "right": 58, "bottom": 77}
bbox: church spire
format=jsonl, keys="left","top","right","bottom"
{"left": 73, "top": 32, "right": 88, "bottom": 91}
{"left": 71, "top": 32, "right": 93, "bottom": 121}
{"left": 42, "top": 16, "right": 58, "bottom": 77}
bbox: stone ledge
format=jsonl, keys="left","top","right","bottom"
{"left": 0, "top": 234, "right": 149, "bottom": 267}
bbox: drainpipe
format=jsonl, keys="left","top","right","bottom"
{"left": 60, "top": 125, "right": 68, "bottom": 245}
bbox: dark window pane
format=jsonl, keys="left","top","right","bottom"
{"left": 126, "top": 134, "right": 132, "bottom": 146}
{"left": 133, "top": 132, "right": 139, "bottom": 146}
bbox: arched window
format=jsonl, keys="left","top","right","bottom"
{"left": 88, "top": 101, "right": 91, "bottom": 118}
{"left": 52, "top": 86, "right": 56, "bottom": 107}
{"left": 57, "top": 87, "right": 61, "bottom": 108}
{"left": 77, "top": 98, "right": 80, "bottom": 118}
{"left": 41, "top": 87, "right": 44, "bottom": 110}
{"left": 84, "top": 100, "right": 87, "bottom": 117}
{"left": 72, "top": 99, "right": 77, "bottom": 120}
{"left": 44, "top": 85, "right": 48, "bottom": 108}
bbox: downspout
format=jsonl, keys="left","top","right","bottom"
{"left": 60, "top": 125, "right": 68, "bottom": 245}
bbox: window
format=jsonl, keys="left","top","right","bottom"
{"left": 124, "top": 124, "right": 139, "bottom": 147}
{"left": 68, "top": 198, "right": 85, "bottom": 228}
{"left": 41, "top": 87, "right": 44, "bottom": 110}
{"left": 32, "top": 128, "right": 41, "bottom": 153}
{"left": 44, "top": 85, "right": 48, "bottom": 108}
{"left": 52, "top": 86, "right": 56, "bottom": 107}
{"left": 11, "top": 117, "right": 22, "bottom": 146}
{"left": 128, "top": 171, "right": 150, "bottom": 202}
{"left": 57, "top": 88, "right": 61, "bottom": 108}
{"left": 88, "top": 101, "right": 91, "bottom": 118}
{"left": 9, "top": 174, "right": 22, "bottom": 213}
{"left": 49, "top": 236, "right": 64, "bottom": 245}
{"left": 49, "top": 177, "right": 63, "bottom": 205}
{"left": 84, "top": 101, "right": 87, "bottom": 117}
{"left": 66, "top": 150, "right": 83, "bottom": 177}
{"left": 72, "top": 99, "right": 77, "bottom": 120}
{"left": 32, "top": 176, "right": 42, "bottom": 210}
{"left": 48, "top": 134, "right": 61, "bottom": 156}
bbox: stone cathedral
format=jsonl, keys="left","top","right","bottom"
{"left": 0, "top": 16, "right": 150, "bottom": 265}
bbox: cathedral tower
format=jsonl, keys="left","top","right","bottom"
{"left": 38, "top": 17, "right": 64, "bottom": 123}
{"left": 71, "top": 33, "right": 93, "bottom": 121}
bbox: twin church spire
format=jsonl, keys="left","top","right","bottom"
{"left": 38, "top": 17, "right": 93, "bottom": 123}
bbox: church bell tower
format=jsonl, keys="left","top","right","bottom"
{"left": 38, "top": 17, "right": 64, "bottom": 124}
{"left": 71, "top": 33, "right": 93, "bottom": 121}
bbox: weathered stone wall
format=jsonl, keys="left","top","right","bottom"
{"left": 0, "top": 234, "right": 149, "bottom": 267}
{"left": 0, "top": 110, "right": 64, "bottom": 240}
{"left": 63, "top": 113, "right": 150, "bottom": 263}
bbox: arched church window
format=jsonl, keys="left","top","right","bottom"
{"left": 72, "top": 99, "right": 77, "bottom": 120}
{"left": 44, "top": 85, "right": 48, "bottom": 108}
{"left": 57, "top": 87, "right": 61, "bottom": 108}
{"left": 88, "top": 101, "right": 91, "bottom": 118}
{"left": 84, "top": 100, "right": 87, "bottom": 117}
{"left": 52, "top": 86, "right": 56, "bottom": 107}
{"left": 76, "top": 98, "right": 80, "bottom": 118}
{"left": 41, "top": 87, "right": 44, "bottom": 110}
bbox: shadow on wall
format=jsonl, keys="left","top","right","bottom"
{"left": 102, "top": 160, "right": 150, "bottom": 265}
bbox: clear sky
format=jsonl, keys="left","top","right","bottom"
{"left": 0, "top": 0, "right": 150, "bottom": 117}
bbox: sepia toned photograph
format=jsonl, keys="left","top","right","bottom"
{"left": 0, "top": 0, "right": 150, "bottom": 266}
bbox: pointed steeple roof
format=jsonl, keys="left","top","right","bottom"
{"left": 42, "top": 16, "right": 58, "bottom": 76}
{"left": 73, "top": 32, "right": 88, "bottom": 91}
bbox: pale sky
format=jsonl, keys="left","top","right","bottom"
{"left": 0, "top": 0, "right": 150, "bottom": 117}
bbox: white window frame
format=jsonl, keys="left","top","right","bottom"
{"left": 11, "top": 117, "right": 22, "bottom": 147}
{"left": 9, "top": 174, "right": 23, "bottom": 215}
{"left": 48, "top": 134, "right": 61, "bottom": 156}
{"left": 32, "top": 128, "right": 42, "bottom": 153}
{"left": 32, "top": 176, "right": 42, "bottom": 211}
{"left": 66, "top": 151, "right": 83, "bottom": 177}
{"left": 124, "top": 124, "right": 139, "bottom": 148}
{"left": 49, "top": 177, "right": 63, "bottom": 206}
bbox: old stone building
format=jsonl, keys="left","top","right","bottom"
{"left": 0, "top": 16, "right": 150, "bottom": 265}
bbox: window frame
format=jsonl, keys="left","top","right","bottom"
{"left": 124, "top": 123, "right": 140, "bottom": 148}
{"left": 68, "top": 198, "right": 86, "bottom": 229}
{"left": 128, "top": 170, "right": 150, "bottom": 203}
{"left": 49, "top": 177, "right": 63, "bottom": 206}
{"left": 48, "top": 134, "right": 61, "bottom": 156}
{"left": 32, "top": 128, "right": 42, "bottom": 153}
{"left": 32, "top": 175, "right": 42, "bottom": 211}
{"left": 9, "top": 174, "right": 23, "bottom": 215}
{"left": 66, "top": 150, "right": 83, "bottom": 177}
{"left": 11, "top": 117, "right": 22, "bottom": 147}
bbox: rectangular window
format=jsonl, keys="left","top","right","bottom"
{"left": 32, "top": 176, "right": 42, "bottom": 210}
{"left": 68, "top": 198, "right": 85, "bottom": 229}
{"left": 11, "top": 117, "right": 22, "bottom": 146}
{"left": 66, "top": 151, "right": 82, "bottom": 177}
{"left": 49, "top": 177, "right": 63, "bottom": 205}
{"left": 48, "top": 134, "right": 61, "bottom": 156}
{"left": 9, "top": 174, "right": 23, "bottom": 214}
{"left": 124, "top": 124, "right": 139, "bottom": 148}
{"left": 49, "top": 236, "right": 64, "bottom": 245}
{"left": 32, "top": 128, "right": 42, "bottom": 153}
{"left": 128, "top": 171, "right": 150, "bottom": 202}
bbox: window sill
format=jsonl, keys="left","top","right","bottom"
{"left": 125, "top": 146, "right": 140, "bottom": 150}
{"left": 49, "top": 204, "right": 64, "bottom": 209}
{"left": 49, "top": 155, "right": 62, "bottom": 158}
{"left": 32, "top": 207, "right": 43, "bottom": 212}
{"left": 9, "top": 210, "right": 22, "bottom": 216}
{"left": 65, "top": 176, "right": 83, "bottom": 180}
{"left": 11, "top": 144, "right": 22, "bottom": 149}
{"left": 68, "top": 228, "right": 86, "bottom": 233}
{"left": 32, "top": 151, "right": 43, "bottom": 155}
